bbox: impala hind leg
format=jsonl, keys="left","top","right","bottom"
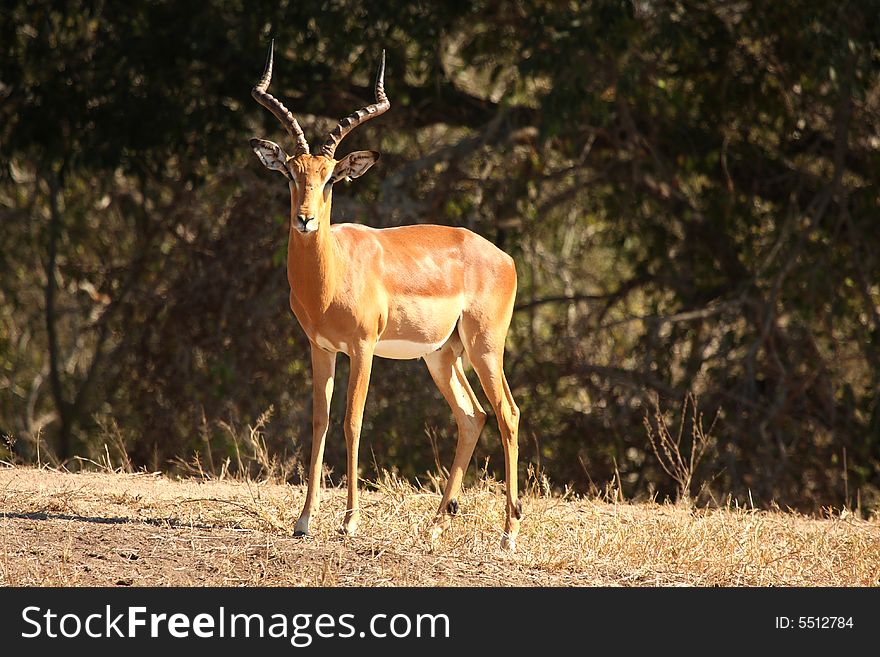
{"left": 423, "top": 334, "right": 487, "bottom": 542}
{"left": 460, "top": 323, "right": 521, "bottom": 550}
{"left": 295, "top": 345, "right": 336, "bottom": 536}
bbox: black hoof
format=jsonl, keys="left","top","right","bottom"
{"left": 447, "top": 498, "right": 459, "bottom": 516}
{"left": 293, "top": 530, "right": 310, "bottom": 538}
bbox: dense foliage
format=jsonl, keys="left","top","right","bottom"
{"left": 2, "top": 1, "right": 879, "bottom": 511}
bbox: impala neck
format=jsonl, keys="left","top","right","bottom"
{"left": 286, "top": 183, "right": 337, "bottom": 318}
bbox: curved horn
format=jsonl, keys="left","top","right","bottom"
{"left": 251, "top": 40, "right": 310, "bottom": 156}
{"left": 321, "top": 50, "right": 390, "bottom": 159}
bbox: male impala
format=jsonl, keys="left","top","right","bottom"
{"left": 249, "top": 42, "right": 522, "bottom": 549}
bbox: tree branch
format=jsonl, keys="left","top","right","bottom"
{"left": 514, "top": 293, "right": 612, "bottom": 313}
{"left": 43, "top": 170, "right": 69, "bottom": 461}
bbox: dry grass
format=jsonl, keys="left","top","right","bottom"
{"left": 0, "top": 465, "right": 878, "bottom": 586}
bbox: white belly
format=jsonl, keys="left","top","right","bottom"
{"left": 374, "top": 339, "right": 444, "bottom": 360}
{"left": 315, "top": 333, "right": 349, "bottom": 354}
{"left": 314, "top": 322, "right": 457, "bottom": 360}
{"left": 376, "top": 320, "right": 458, "bottom": 360}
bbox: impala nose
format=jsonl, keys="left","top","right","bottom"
{"left": 295, "top": 214, "right": 316, "bottom": 232}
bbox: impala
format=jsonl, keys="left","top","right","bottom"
{"left": 249, "top": 41, "right": 522, "bottom": 549}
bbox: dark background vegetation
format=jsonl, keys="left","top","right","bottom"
{"left": 2, "top": 1, "right": 879, "bottom": 512}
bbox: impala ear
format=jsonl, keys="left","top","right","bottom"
{"left": 331, "top": 150, "right": 380, "bottom": 183}
{"left": 250, "top": 138, "right": 290, "bottom": 177}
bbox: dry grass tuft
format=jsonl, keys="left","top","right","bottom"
{"left": 0, "top": 465, "right": 878, "bottom": 587}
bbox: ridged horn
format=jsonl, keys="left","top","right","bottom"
{"left": 321, "top": 50, "right": 390, "bottom": 159}
{"left": 251, "top": 40, "right": 310, "bottom": 156}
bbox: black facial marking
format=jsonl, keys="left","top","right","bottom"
{"left": 447, "top": 499, "right": 459, "bottom": 516}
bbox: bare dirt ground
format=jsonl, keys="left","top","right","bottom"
{"left": 1, "top": 466, "right": 878, "bottom": 586}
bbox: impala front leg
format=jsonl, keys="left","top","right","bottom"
{"left": 340, "top": 340, "right": 375, "bottom": 536}
{"left": 295, "top": 344, "right": 337, "bottom": 536}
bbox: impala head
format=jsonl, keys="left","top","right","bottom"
{"left": 250, "top": 40, "right": 388, "bottom": 234}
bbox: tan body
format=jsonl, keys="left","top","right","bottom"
{"left": 289, "top": 222, "right": 515, "bottom": 361}
{"left": 249, "top": 44, "right": 521, "bottom": 548}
